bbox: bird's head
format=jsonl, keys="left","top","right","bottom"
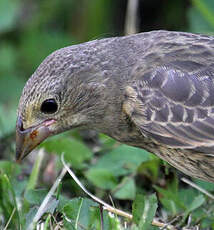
{"left": 16, "top": 44, "right": 109, "bottom": 162}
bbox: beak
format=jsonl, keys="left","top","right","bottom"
{"left": 16, "top": 116, "right": 56, "bottom": 162}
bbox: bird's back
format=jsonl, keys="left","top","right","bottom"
{"left": 120, "top": 31, "right": 214, "bottom": 182}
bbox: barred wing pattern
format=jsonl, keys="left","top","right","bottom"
{"left": 127, "top": 66, "right": 214, "bottom": 153}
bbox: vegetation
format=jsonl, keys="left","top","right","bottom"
{"left": 1, "top": 0, "right": 214, "bottom": 229}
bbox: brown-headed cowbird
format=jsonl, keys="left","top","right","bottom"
{"left": 16, "top": 30, "right": 214, "bottom": 182}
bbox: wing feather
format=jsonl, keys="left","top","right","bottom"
{"left": 125, "top": 65, "right": 214, "bottom": 152}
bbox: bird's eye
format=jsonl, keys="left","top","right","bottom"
{"left": 40, "top": 99, "right": 58, "bottom": 114}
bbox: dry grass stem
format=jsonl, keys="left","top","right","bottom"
{"left": 181, "top": 177, "right": 214, "bottom": 199}
{"left": 28, "top": 166, "right": 68, "bottom": 230}
{"left": 61, "top": 153, "right": 177, "bottom": 229}
{"left": 3, "top": 208, "right": 16, "bottom": 230}
{"left": 125, "top": 0, "right": 139, "bottom": 35}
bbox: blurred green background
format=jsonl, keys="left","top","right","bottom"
{"left": 1, "top": 0, "right": 214, "bottom": 229}
{"left": 1, "top": 0, "right": 214, "bottom": 154}
{"left": 2, "top": 0, "right": 214, "bottom": 158}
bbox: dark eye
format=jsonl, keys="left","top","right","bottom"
{"left": 41, "top": 99, "right": 58, "bottom": 114}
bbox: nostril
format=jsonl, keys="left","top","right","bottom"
{"left": 17, "top": 116, "right": 24, "bottom": 131}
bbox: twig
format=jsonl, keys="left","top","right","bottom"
{"left": 61, "top": 154, "right": 177, "bottom": 229}
{"left": 181, "top": 177, "right": 214, "bottom": 199}
{"left": 61, "top": 154, "right": 131, "bottom": 219}
{"left": 28, "top": 166, "right": 68, "bottom": 230}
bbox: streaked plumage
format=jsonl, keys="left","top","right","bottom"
{"left": 16, "top": 30, "right": 214, "bottom": 182}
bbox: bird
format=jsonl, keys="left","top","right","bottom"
{"left": 16, "top": 30, "right": 214, "bottom": 183}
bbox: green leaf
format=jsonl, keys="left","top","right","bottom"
{"left": 25, "top": 195, "right": 58, "bottom": 229}
{"left": 182, "top": 194, "right": 205, "bottom": 223}
{"left": 132, "top": 193, "right": 158, "bottom": 229}
{"left": 178, "top": 188, "right": 200, "bottom": 207}
{"left": 99, "top": 133, "right": 117, "bottom": 148}
{"left": 154, "top": 178, "right": 186, "bottom": 213}
{"left": 12, "top": 179, "right": 27, "bottom": 198}
{"left": 62, "top": 197, "right": 120, "bottom": 230}
{"left": 0, "top": 161, "right": 20, "bottom": 177}
{"left": 86, "top": 168, "right": 118, "bottom": 189}
{"left": 62, "top": 198, "right": 98, "bottom": 229}
{"left": 42, "top": 196, "right": 59, "bottom": 215}
{"left": 193, "top": 178, "right": 214, "bottom": 192}
{"left": 24, "top": 189, "right": 48, "bottom": 205}
{"left": 0, "top": 173, "right": 20, "bottom": 228}
{"left": 41, "top": 136, "right": 92, "bottom": 168}
{"left": 56, "top": 195, "right": 70, "bottom": 212}
{"left": 25, "top": 207, "right": 38, "bottom": 230}
{"left": 137, "top": 158, "right": 160, "bottom": 181}
{"left": 90, "top": 144, "right": 152, "bottom": 177}
{"left": 63, "top": 198, "right": 83, "bottom": 220}
{"left": 113, "top": 177, "right": 136, "bottom": 200}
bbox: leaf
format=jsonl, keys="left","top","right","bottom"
{"left": 113, "top": 177, "right": 136, "bottom": 200}
{"left": 12, "top": 179, "right": 27, "bottom": 198}
{"left": 193, "top": 178, "right": 214, "bottom": 192}
{"left": 62, "top": 198, "right": 98, "bottom": 229}
{"left": 182, "top": 194, "right": 205, "bottom": 223}
{"left": 62, "top": 197, "right": 120, "bottom": 230}
{"left": 154, "top": 178, "right": 186, "bottom": 213}
{"left": 89, "top": 144, "right": 152, "bottom": 177}
{"left": 56, "top": 195, "right": 71, "bottom": 212}
{"left": 86, "top": 168, "right": 118, "bottom": 189}
{"left": 24, "top": 189, "right": 48, "bottom": 205}
{"left": 137, "top": 158, "right": 160, "bottom": 181}
{"left": 25, "top": 207, "right": 38, "bottom": 229}
{"left": 178, "top": 188, "right": 201, "bottom": 207}
{"left": 0, "top": 173, "right": 20, "bottom": 228}
{"left": 41, "top": 136, "right": 92, "bottom": 168}
{"left": 132, "top": 193, "right": 158, "bottom": 229}
{"left": 63, "top": 198, "right": 83, "bottom": 221}
{"left": 0, "top": 161, "right": 20, "bottom": 177}
{"left": 43, "top": 196, "right": 59, "bottom": 214}
{"left": 25, "top": 195, "right": 58, "bottom": 229}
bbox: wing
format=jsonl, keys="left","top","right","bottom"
{"left": 124, "top": 65, "right": 214, "bottom": 152}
